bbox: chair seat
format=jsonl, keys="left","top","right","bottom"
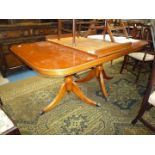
{"left": 0, "top": 108, "right": 14, "bottom": 134}
{"left": 128, "top": 52, "right": 154, "bottom": 61}
{"left": 148, "top": 91, "right": 155, "bottom": 106}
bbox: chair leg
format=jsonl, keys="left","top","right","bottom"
{"left": 132, "top": 101, "right": 155, "bottom": 133}
{"left": 0, "top": 98, "right": 3, "bottom": 106}
{"left": 135, "top": 61, "right": 145, "bottom": 83}
{"left": 139, "top": 118, "right": 155, "bottom": 132}
{"left": 132, "top": 56, "right": 155, "bottom": 132}
{"left": 132, "top": 101, "right": 149, "bottom": 124}
{"left": 111, "top": 60, "right": 113, "bottom": 66}
{"left": 132, "top": 60, "right": 138, "bottom": 71}
{"left": 135, "top": 68, "right": 141, "bottom": 83}
{"left": 120, "top": 55, "right": 128, "bottom": 74}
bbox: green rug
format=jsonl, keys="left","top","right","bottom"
{"left": 0, "top": 61, "right": 155, "bottom": 135}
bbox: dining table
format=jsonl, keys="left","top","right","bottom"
{"left": 10, "top": 36, "right": 147, "bottom": 114}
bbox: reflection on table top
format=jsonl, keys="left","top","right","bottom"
{"left": 88, "top": 34, "right": 140, "bottom": 43}
{"left": 87, "top": 34, "right": 148, "bottom": 53}
{"left": 10, "top": 41, "right": 99, "bottom": 76}
{"left": 47, "top": 37, "right": 119, "bottom": 55}
{"left": 47, "top": 36, "right": 147, "bottom": 57}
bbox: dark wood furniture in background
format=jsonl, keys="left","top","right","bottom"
{"left": 127, "top": 20, "right": 151, "bottom": 39}
{"left": 57, "top": 19, "right": 94, "bottom": 38}
{"left": 0, "top": 19, "right": 58, "bottom": 77}
{"left": 76, "top": 19, "right": 98, "bottom": 35}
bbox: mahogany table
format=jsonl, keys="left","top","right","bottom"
{"left": 47, "top": 36, "right": 147, "bottom": 97}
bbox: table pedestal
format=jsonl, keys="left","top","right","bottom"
{"left": 76, "top": 65, "right": 112, "bottom": 98}
{"left": 41, "top": 75, "right": 99, "bottom": 114}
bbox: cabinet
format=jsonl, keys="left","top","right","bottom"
{"left": 0, "top": 19, "right": 58, "bottom": 77}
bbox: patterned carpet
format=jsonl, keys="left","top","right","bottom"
{"left": 0, "top": 60, "right": 155, "bottom": 135}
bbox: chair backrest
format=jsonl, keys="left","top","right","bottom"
{"left": 144, "top": 55, "right": 155, "bottom": 102}
{"left": 105, "top": 19, "right": 129, "bottom": 42}
{"left": 142, "top": 27, "right": 151, "bottom": 40}
{"left": 142, "top": 26, "right": 152, "bottom": 48}
{"left": 84, "top": 19, "right": 105, "bottom": 37}
{"left": 141, "top": 27, "right": 154, "bottom": 61}
{"left": 150, "top": 20, "right": 155, "bottom": 50}
{"left": 128, "top": 23, "right": 143, "bottom": 39}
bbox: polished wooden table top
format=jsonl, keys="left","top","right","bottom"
{"left": 47, "top": 36, "right": 147, "bottom": 58}
{"left": 11, "top": 37, "right": 147, "bottom": 77}
{"left": 48, "top": 37, "right": 119, "bottom": 55}
{"left": 10, "top": 41, "right": 98, "bottom": 76}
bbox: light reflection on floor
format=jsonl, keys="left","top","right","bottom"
{"left": 0, "top": 70, "right": 37, "bottom": 85}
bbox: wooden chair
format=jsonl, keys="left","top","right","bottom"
{"left": 84, "top": 19, "right": 105, "bottom": 37}
{"left": 58, "top": 19, "right": 99, "bottom": 38}
{"left": 104, "top": 19, "right": 129, "bottom": 42}
{"left": 127, "top": 22, "right": 143, "bottom": 39}
{"left": 76, "top": 19, "right": 99, "bottom": 36}
{"left": 86, "top": 19, "right": 129, "bottom": 41}
{"left": 132, "top": 55, "right": 155, "bottom": 132}
{"left": 120, "top": 26, "right": 154, "bottom": 83}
